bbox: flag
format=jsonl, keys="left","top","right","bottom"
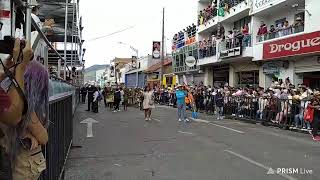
{"left": 218, "top": 7, "right": 225, "bottom": 17}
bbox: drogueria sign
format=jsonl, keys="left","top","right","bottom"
{"left": 263, "top": 31, "right": 320, "bottom": 59}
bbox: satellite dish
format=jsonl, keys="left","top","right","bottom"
{"left": 185, "top": 56, "right": 196, "bottom": 67}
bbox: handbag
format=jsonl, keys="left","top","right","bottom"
{"left": 304, "top": 105, "right": 314, "bottom": 123}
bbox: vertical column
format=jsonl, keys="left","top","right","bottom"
{"left": 25, "top": 0, "right": 32, "bottom": 41}
{"left": 63, "top": 0, "right": 69, "bottom": 80}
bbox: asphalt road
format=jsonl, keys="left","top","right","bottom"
{"left": 65, "top": 104, "right": 320, "bottom": 180}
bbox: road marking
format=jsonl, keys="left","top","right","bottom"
{"left": 114, "top": 164, "right": 122, "bottom": 167}
{"left": 80, "top": 118, "right": 99, "bottom": 138}
{"left": 178, "top": 131, "right": 194, "bottom": 135}
{"left": 190, "top": 118, "right": 210, "bottom": 123}
{"left": 209, "top": 122, "right": 245, "bottom": 134}
{"left": 224, "top": 150, "right": 298, "bottom": 180}
{"left": 152, "top": 118, "right": 161, "bottom": 122}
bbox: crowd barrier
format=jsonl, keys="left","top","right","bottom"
{"left": 39, "top": 78, "right": 80, "bottom": 180}
{"left": 146, "top": 92, "right": 313, "bottom": 131}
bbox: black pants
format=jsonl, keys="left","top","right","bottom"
{"left": 81, "top": 94, "right": 86, "bottom": 103}
{"left": 87, "top": 97, "right": 93, "bottom": 111}
{"left": 104, "top": 98, "right": 107, "bottom": 107}
{"left": 92, "top": 101, "right": 98, "bottom": 113}
{"left": 114, "top": 99, "right": 120, "bottom": 110}
{"left": 312, "top": 110, "right": 320, "bottom": 136}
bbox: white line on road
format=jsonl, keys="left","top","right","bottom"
{"left": 152, "top": 118, "right": 161, "bottom": 122}
{"left": 224, "top": 150, "right": 298, "bottom": 180}
{"left": 178, "top": 131, "right": 194, "bottom": 135}
{"left": 209, "top": 122, "right": 245, "bottom": 134}
{"left": 189, "top": 117, "right": 244, "bottom": 134}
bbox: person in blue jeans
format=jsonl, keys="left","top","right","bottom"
{"left": 176, "top": 85, "right": 189, "bottom": 122}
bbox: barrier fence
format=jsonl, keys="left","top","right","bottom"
{"left": 40, "top": 82, "right": 80, "bottom": 180}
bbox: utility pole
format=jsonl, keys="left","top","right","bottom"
{"left": 25, "top": 0, "right": 32, "bottom": 41}
{"left": 160, "top": 7, "right": 165, "bottom": 88}
{"left": 63, "top": 0, "right": 69, "bottom": 80}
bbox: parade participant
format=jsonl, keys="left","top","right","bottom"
{"left": 113, "top": 87, "right": 121, "bottom": 112}
{"left": 142, "top": 86, "right": 155, "bottom": 121}
{"left": 86, "top": 84, "right": 95, "bottom": 112}
{"left": 175, "top": 85, "right": 189, "bottom": 122}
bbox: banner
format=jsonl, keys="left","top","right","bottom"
{"left": 152, "top": 41, "right": 161, "bottom": 59}
{"left": 263, "top": 31, "right": 320, "bottom": 60}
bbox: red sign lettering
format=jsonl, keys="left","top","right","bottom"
{"left": 263, "top": 31, "right": 320, "bottom": 59}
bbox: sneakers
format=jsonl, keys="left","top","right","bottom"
{"left": 185, "top": 118, "right": 190, "bottom": 122}
{"left": 148, "top": 118, "right": 152, "bottom": 121}
{"left": 178, "top": 119, "right": 182, "bottom": 122}
{"left": 118, "top": 109, "right": 121, "bottom": 112}
{"left": 313, "top": 136, "right": 320, "bottom": 141}
{"left": 145, "top": 118, "right": 149, "bottom": 121}
{"left": 112, "top": 110, "right": 117, "bottom": 113}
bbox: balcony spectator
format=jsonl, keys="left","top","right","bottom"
{"left": 227, "top": 30, "right": 234, "bottom": 49}
{"left": 241, "top": 24, "right": 251, "bottom": 47}
{"left": 269, "top": 25, "right": 276, "bottom": 39}
{"left": 203, "top": 39, "right": 208, "bottom": 57}
{"left": 257, "top": 21, "right": 268, "bottom": 42}
{"left": 199, "top": 11, "right": 204, "bottom": 25}
{"left": 293, "top": 16, "right": 304, "bottom": 33}
{"left": 276, "top": 22, "right": 283, "bottom": 38}
{"left": 208, "top": 38, "right": 213, "bottom": 56}
{"left": 282, "top": 20, "right": 291, "bottom": 36}
{"left": 199, "top": 41, "right": 204, "bottom": 58}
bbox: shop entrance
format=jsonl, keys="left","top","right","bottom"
{"left": 213, "top": 65, "right": 229, "bottom": 87}
{"left": 303, "top": 72, "right": 320, "bottom": 89}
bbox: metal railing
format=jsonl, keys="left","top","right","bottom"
{"left": 256, "top": 25, "right": 304, "bottom": 43}
{"left": 39, "top": 79, "right": 80, "bottom": 180}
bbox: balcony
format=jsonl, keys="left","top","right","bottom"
{"left": 256, "top": 25, "right": 304, "bottom": 43}
{"left": 219, "top": 34, "right": 252, "bottom": 59}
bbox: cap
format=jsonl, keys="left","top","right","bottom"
{"left": 31, "top": 0, "right": 40, "bottom": 7}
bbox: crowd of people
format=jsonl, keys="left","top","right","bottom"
{"left": 80, "top": 77, "right": 320, "bottom": 141}
{"left": 257, "top": 17, "right": 304, "bottom": 42}
{"left": 198, "top": 2, "right": 217, "bottom": 26}
{"left": 172, "top": 24, "right": 197, "bottom": 49}
{"left": 0, "top": 39, "right": 49, "bottom": 179}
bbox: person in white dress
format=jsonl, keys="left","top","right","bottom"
{"left": 143, "top": 86, "right": 155, "bottom": 121}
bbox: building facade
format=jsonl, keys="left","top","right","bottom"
{"left": 172, "top": 0, "right": 320, "bottom": 89}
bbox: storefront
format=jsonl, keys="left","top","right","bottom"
{"left": 262, "top": 31, "right": 320, "bottom": 88}
{"left": 229, "top": 62, "right": 259, "bottom": 88}
{"left": 212, "top": 65, "right": 229, "bottom": 87}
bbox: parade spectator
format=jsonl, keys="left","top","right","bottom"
{"left": 282, "top": 20, "right": 291, "bottom": 36}
{"left": 257, "top": 21, "right": 268, "bottom": 41}
{"left": 242, "top": 24, "right": 251, "bottom": 47}
{"left": 269, "top": 25, "right": 276, "bottom": 39}
{"left": 13, "top": 60, "right": 49, "bottom": 180}
{"left": 294, "top": 16, "right": 304, "bottom": 33}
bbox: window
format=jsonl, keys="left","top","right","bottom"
{"left": 234, "top": 16, "right": 251, "bottom": 31}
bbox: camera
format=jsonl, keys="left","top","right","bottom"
{"left": 0, "top": 36, "right": 25, "bottom": 55}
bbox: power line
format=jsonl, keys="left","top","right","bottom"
{"left": 87, "top": 25, "right": 135, "bottom": 42}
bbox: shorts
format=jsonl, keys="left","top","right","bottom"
{"left": 13, "top": 146, "right": 46, "bottom": 180}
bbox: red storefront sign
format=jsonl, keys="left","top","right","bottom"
{"left": 263, "top": 31, "right": 320, "bottom": 59}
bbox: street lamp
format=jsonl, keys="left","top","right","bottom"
{"left": 118, "top": 42, "right": 139, "bottom": 87}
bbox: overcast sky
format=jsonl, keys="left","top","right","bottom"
{"left": 80, "top": 0, "right": 197, "bottom": 68}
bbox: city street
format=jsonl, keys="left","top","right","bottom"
{"left": 65, "top": 104, "right": 320, "bottom": 180}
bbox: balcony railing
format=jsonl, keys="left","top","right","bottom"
{"left": 220, "top": 34, "right": 252, "bottom": 50}
{"left": 219, "top": 34, "right": 252, "bottom": 58}
{"left": 199, "top": 44, "right": 217, "bottom": 59}
{"left": 256, "top": 25, "right": 304, "bottom": 43}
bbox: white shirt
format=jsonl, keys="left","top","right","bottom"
{"left": 31, "top": 13, "right": 42, "bottom": 30}
{"left": 93, "top": 91, "right": 99, "bottom": 102}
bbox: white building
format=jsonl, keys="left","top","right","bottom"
{"left": 173, "top": 0, "right": 320, "bottom": 89}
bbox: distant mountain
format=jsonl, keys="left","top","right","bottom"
{"left": 85, "top": 64, "right": 109, "bottom": 72}
{"left": 84, "top": 64, "right": 109, "bottom": 82}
